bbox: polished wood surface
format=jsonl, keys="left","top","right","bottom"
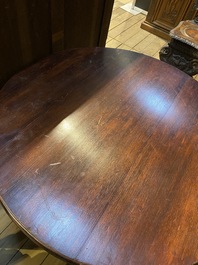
{"left": 0, "top": 0, "right": 113, "bottom": 88}
{"left": 0, "top": 48, "right": 198, "bottom": 265}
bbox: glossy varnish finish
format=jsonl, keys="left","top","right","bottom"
{"left": 0, "top": 48, "right": 198, "bottom": 265}
{"left": 0, "top": 0, "right": 114, "bottom": 88}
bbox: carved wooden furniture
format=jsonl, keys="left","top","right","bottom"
{"left": 0, "top": 0, "right": 114, "bottom": 88}
{"left": 141, "top": 0, "right": 197, "bottom": 40}
{"left": 1, "top": 48, "right": 198, "bottom": 265}
{"left": 159, "top": 20, "right": 198, "bottom": 76}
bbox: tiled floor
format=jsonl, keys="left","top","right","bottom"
{"left": 106, "top": 0, "right": 198, "bottom": 81}
{"left": 1, "top": 1, "right": 197, "bottom": 265}
{"left": 106, "top": 0, "right": 167, "bottom": 59}
{"left": 0, "top": 203, "right": 67, "bottom": 265}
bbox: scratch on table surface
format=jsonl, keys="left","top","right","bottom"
{"left": 80, "top": 172, "right": 86, "bottom": 177}
{"left": 150, "top": 142, "right": 159, "bottom": 154}
{"left": 36, "top": 180, "right": 67, "bottom": 220}
{"left": 35, "top": 168, "right": 39, "bottom": 174}
{"left": 49, "top": 162, "right": 61, "bottom": 166}
{"left": 98, "top": 116, "right": 102, "bottom": 125}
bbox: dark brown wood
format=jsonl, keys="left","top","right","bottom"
{"left": 0, "top": 0, "right": 51, "bottom": 88}
{"left": 98, "top": 0, "right": 115, "bottom": 46}
{"left": 0, "top": 0, "right": 114, "bottom": 88}
{"left": 160, "top": 39, "right": 198, "bottom": 76}
{"left": 141, "top": 0, "right": 198, "bottom": 40}
{"left": 0, "top": 48, "right": 198, "bottom": 265}
{"left": 51, "top": 0, "right": 65, "bottom": 52}
{"left": 62, "top": 0, "right": 114, "bottom": 48}
{"left": 160, "top": 20, "right": 198, "bottom": 76}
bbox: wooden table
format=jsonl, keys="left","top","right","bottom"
{"left": 0, "top": 48, "right": 198, "bottom": 265}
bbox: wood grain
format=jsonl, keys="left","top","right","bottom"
{"left": 0, "top": 0, "right": 114, "bottom": 88}
{"left": 0, "top": 48, "right": 198, "bottom": 265}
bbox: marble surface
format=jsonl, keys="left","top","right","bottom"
{"left": 170, "top": 20, "right": 198, "bottom": 49}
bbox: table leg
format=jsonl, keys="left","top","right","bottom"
{"left": 159, "top": 39, "right": 198, "bottom": 76}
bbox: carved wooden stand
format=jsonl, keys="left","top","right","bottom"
{"left": 159, "top": 20, "right": 198, "bottom": 76}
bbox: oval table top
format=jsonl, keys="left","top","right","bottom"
{"left": 0, "top": 48, "right": 198, "bottom": 265}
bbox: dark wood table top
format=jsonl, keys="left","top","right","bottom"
{"left": 0, "top": 48, "right": 198, "bottom": 265}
